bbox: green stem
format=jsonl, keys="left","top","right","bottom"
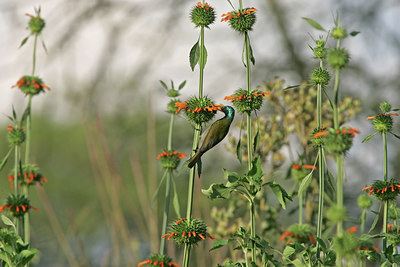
{"left": 383, "top": 132, "right": 388, "bottom": 181}
{"left": 239, "top": 0, "right": 243, "bottom": 10}
{"left": 198, "top": 26, "right": 205, "bottom": 98}
{"left": 382, "top": 132, "right": 388, "bottom": 249}
{"left": 183, "top": 244, "right": 191, "bottom": 267}
{"left": 336, "top": 153, "right": 343, "bottom": 236}
{"left": 13, "top": 146, "right": 20, "bottom": 235}
{"left": 159, "top": 114, "right": 175, "bottom": 254}
{"left": 250, "top": 199, "right": 256, "bottom": 263}
{"left": 360, "top": 208, "right": 366, "bottom": 234}
{"left": 299, "top": 191, "right": 303, "bottom": 225}
{"left": 32, "top": 35, "right": 38, "bottom": 76}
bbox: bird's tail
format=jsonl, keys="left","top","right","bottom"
{"left": 187, "top": 150, "right": 203, "bottom": 168}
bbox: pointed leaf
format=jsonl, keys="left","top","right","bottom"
{"left": 209, "top": 238, "right": 234, "bottom": 251}
{"left": 282, "top": 245, "right": 296, "bottom": 259}
{"left": 1, "top": 215, "right": 16, "bottom": 232}
{"left": 202, "top": 183, "right": 233, "bottom": 199}
{"left": 248, "top": 157, "right": 263, "bottom": 182}
{"left": 236, "top": 139, "right": 242, "bottom": 163}
{"left": 172, "top": 178, "right": 181, "bottom": 217}
{"left": 189, "top": 40, "right": 200, "bottom": 71}
{"left": 253, "top": 130, "right": 260, "bottom": 153}
{"left": 12, "top": 106, "right": 17, "bottom": 120}
{"left": 19, "top": 36, "right": 30, "bottom": 48}
{"left": 302, "top": 17, "right": 326, "bottom": 31}
{"left": 316, "top": 237, "right": 327, "bottom": 251}
{"left": 268, "top": 181, "right": 292, "bottom": 210}
{"left": 350, "top": 31, "right": 360, "bottom": 37}
{"left": 178, "top": 80, "right": 186, "bottom": 90}
{"left": 326, "top": 169, "right": 336, "bottom": 192}
{"left": 150, "top": 171, "right": 167, "bottom": 207}
{"left": 248, "top": 39, "right": 255, "bottom": 65}
{"left": 21, "top": 105, "right": 31, "bottom": 126}
{"left": 362, "top": 132, "right": 377, "bottom": 143}
{"left": 0, "top": 148, "right": 13, "bottom": 172}
{"left": 41, "top": 39, "right": 48, "bottom": 54}
{"left": 389, "top": 132, "right": 400, "bottom": 140}
{"left": 170, "top": 80, "right": 175, "bottom": 90}
{"left": 159, "top": 80, "right": 169, "bottom": 90}
{"left": 298, "top": 172, "right": 313, "bottom": 195}
{"left": 368, "top": 209, "right": 381, "bottom": 233}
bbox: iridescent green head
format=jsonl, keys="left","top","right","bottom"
{"left": 221, "top": 106, "right": 235, "bottom": 119}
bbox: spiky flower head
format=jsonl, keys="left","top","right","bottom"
{"left": 280, "top": 224, "right": 316, "bottom": 245}
{"left": 190, "top": 2, "right": 216, "bottom": 28}
{"left": 224, "top": 89, "right": 270, "bottom": 114}
{"left": 380, "top": 101, "right": 392, "bottom": 113}
{"left": 291, "top": 164, "right": 316, "bottom": 182}
{"left": 311, "top": 127, "right": 327, "bottom": 147}
{"left": 7, "top": 125, "right": 25, "bottom": 146}
{"left": 331, "top": 26, "right": 347, "bottom": 39}
{"left": 357, "top": 194, "right": 373, "bottom": 209}
{"left": 13, "top": 76, "right": 50, "bottom": 96}
{"left": 175, "top": 96, "right": 222, "bottom": 125}
{"left": 362, "top": 179, "right": 400, "bottom": 201}
{"left": 367, "top": 111, "right": 398, "bottom": 133}
{"left": 310, "top": 68, "right": 330, "bottom": 87}
{"left": 0, "top": 194, "right": 38, "bottom": 217}
{"left": 221, "top": 8, "right": 258, "bottom": 34}
{"left": 26, "top": 10, "right": 45, "bottom": 35}
{"left": 157, "top": 150, "right": 187, "bottom": 170}
{"left": 327, "top": 48, "right": 350, "bottom": 69}
{"left": 167, "top": 99, "right": 181, "bottom": 114}
{"left": 332, "top": 231, "right": 359, "bottom": 259}
{"left": 323, "top": 127, "right": 359, "bottom": 154}
{"left": 8, "top": 163, "right": 47, "bottom": 188}
{"left": 137, "top": 254, "right": 179, "bottom": 267}
{"left": 162, "top": 218, "right": 214, "bottom": 246}
{"left": 326, "top": 204, "right": 347, "bottom": 224}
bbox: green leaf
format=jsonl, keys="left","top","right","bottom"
{"left": 189, "top": 40, "right": 200, "bottom": 71}
{"left": 302, "top": 17, "right": 326, "bottom": 31}
{"left": 197, "top": 158, "right": 202, "bottom": 177}
{"left": 178, "top": 80, "right": 186, "bottom": 90}
{"left": 282, "top": 245, "right": 296, "bottom": 259}
{"left": 316, "top": 237, "right": 326, "bottom": 251}
{"left": 159, "top": 80, "right": 168, "bottom": 90}
{"left": 362, "top": 132, "right": 377, "bottom": 143}
{"left": 19, "top": 36, "right": 30, "bottom": 48}
{"left": 291, "top": 259, "right": 306, "bottom": 267}
{"left": 248, "top": 157, "right": 263, "bottom": 181}
{"left": 41, "top": 39, "right": 48, "bottom": 54}
{"left": 0, "top": 148, "right": 13, "bottom": 172}
{"left": 202, "top": 183, "right": 233, "bottom": 199}
{"left": 21, "top": 105, "right": 31, "bottom": 126}
{"left": 350, "top": 31, "right": 360, "bottom": 36}
{"left": 209, "top": 238, "right": 234, "bottom": 252}
{"left": 1, "top": 215, "right": 16, "bottom": 232}
{"left": 325, "top": 169, "right": 336, "bottom": 193}
{"left": 227, "top": 171, "right": 240, "bottom": 184}
{"left": 236, "top": 139, "right": 242, "bottom": 163}
{"left": 248, "top": 38, "right": 255, "bottom": 65}
{"left": 368, "top": 209, "right": 381, "bottom": 234}
{"left": 170, "top": 80, "right": 175, "bottom": 90}
{"left": 12, "top": 106, "right": 17, "bottom": 121}
{"left": 298, "top": 172, "right": 313, "bottom": 195}
{"left": 268, "top": 181, "right": 292, "bottom": 209}
{"left": 389, "top": 132, "right": 400, "bottom": 140}
{"left": 199, "top": 44, "right": 208, "bottom": 69}
{"left": 253, "top": 130, "right": 260, "bottom": 153}
{"left": 150, "top": 171, "right": 167, "bottom": 207}
{"left": 172, "top": 178, "right": 181, "bottom": 218}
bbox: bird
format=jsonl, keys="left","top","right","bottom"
{"left": 187, "top": 105, "right": 235, "bottom": 168}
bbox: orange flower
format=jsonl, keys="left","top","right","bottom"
{"left": 367, "top": 113, "right": 399, "bottom": 120}
{"left": 313, "top": 131, "right": 328, "bottom": 138}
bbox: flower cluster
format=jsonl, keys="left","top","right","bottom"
{"left": 310, "top": 68, "right": 330, "bottom": 87}
{"left": 312, "top": 126, "right": 359, "bottom": 154}
{"left": 0, "top": 194, "right": 38, "bottom": 217}
{"left": 190, "top": 2, "right": 215, "bottom": 28}
{"left": 362, "top": 179, "right": 400, "bottom": 201}
{"left": 157, "top": 150, "right": 187, "bottom": 170}
{"left": 224, "top": 89, "right": 270, "bottom": 113}
{"left": 137, "top": 254, "right": 179, "bottom": 267}
{"left": 280, "top": 224, "right": 316, "bottom": 245}
{"left": 162, "top": 218, "right": 214, "bottom": 246}
{"left": 367, "top": 113, "right": 398, "bottom": 133}
{"left": 327, "top": 47, "right": 350, "bottom": 69}
{"left": 12, "top": 76, "right": 50, "bottom": 96}
{"left": 221, "top": 7, "right": 258, "bottom": 33}
{"left": 291, "top": 164, "right": 316, "bottom": 182}
{"left": 8, "top": 163, "right": 47, "bottom": 188}
{"left": 386, "top": 224, "right": 400, "bottom": 246}
{"left": 175, "top": 96, "right": 223, "bottom": 124}
{"left": 7, "top": 125, "right": 25, "bottom": 146}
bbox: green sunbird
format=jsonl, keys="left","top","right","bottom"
{"left": 188, "top": 106, "right": 235, "bottom": 168}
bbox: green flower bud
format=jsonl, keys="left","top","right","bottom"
{"left": 222, "top": 8, "right": 258, "bottom": 34}
{"left": 357, "top": 194, "right": 373, "bottom": 209}
{"left": 310, "top": 68, "right": 330, "bottom": 87}
{"left": 372, "top": 114, "right": 393, "bottom": 133}
{"left": 167, "top": 89, "right": 180, "bottom": 98}
{"left": 313, "top": 46, "right": 327, "bottom": 59}
{"left": 327, "top": 48, "right": 350, "bottom": 69}
{"left": 28, "top": 15, "right": 45, "bottom": 34}
{"left": 332, "top": 232, "right": 358, "bottom": 258}
{"left": 327, "top": 204, "right": 347, "bottom": 223}
{"left": 167, "top": 99, "right": 180, "bottom": 114}
{"left": 331, "top": 26, "right": 347, "bottom": 39}
{"left": 7, "top": 126, "right": 25, "bottom": 146}
{"left": 380, "top": 101, "right": 392, "bottom": 113}
{"left": 190, "top": 2, "right": 216, "bottom": 28}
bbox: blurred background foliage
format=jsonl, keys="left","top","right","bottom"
{"left": 0, "top": 0, "right": 399, "bottom": 265}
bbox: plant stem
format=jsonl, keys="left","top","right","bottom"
{"left": 32, "top": 35, "right": 38, "bottom": 76}
{"left": 299, "top": 191, "right": 303, "bottom": 225}
{"left": 159, "top": 113, "right": 176, "bottom": 254}
{"left": 13, "top": 146, "right": 20, "bottom": 235}
{"left": 250, "top": 199, "right": 256, "bottom": 262}
{"left": 336, "top": 153, "right": 343, "bottom": 236}
{"left": 382, "top": 132, "right": 388, "bottom": 249}
{"left": 183, "top": 25, "right": 206, "bottom": 267}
